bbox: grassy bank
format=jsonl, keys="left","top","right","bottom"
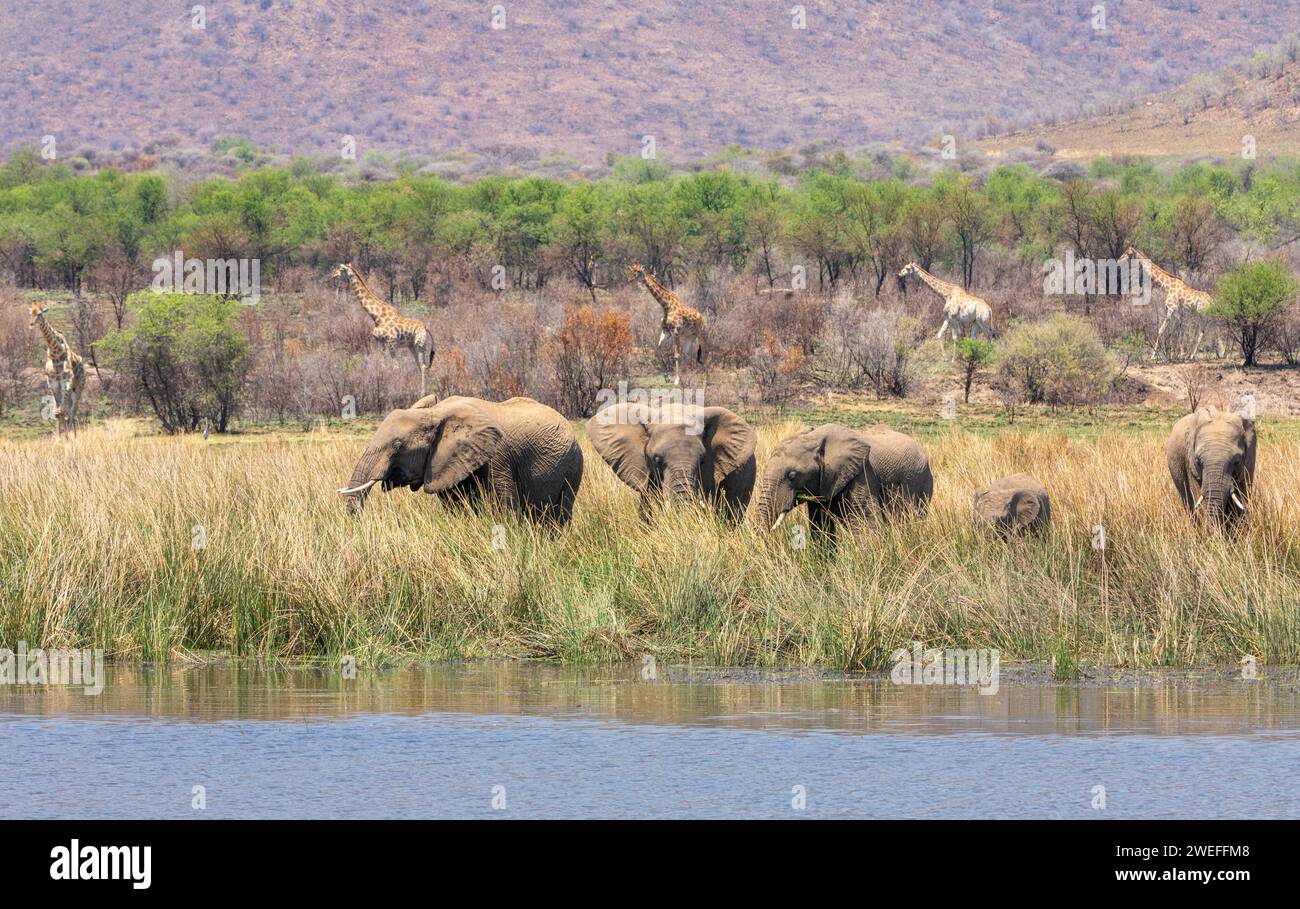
{"left": 2, "top": 414, "right": 1298, "bottom": 669}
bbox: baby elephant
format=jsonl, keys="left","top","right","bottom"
{"left": 1167, "top": 406, "right": 1256, "bottom": 528}
{"left": 972, "top": 474, "right": 1050, "bottom": 536}
{"left": 586, "top": 401, "right": 757, "bottom": 521}
{"left": 754, "top": 423, "right": 932, "bottom": 537}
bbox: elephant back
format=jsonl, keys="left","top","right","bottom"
{"left": 861, "top": 425, "right": 933, "bottom": 509}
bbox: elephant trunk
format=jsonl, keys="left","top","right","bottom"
{"left": 341, "top": 446, "right": 388, "bottom": 514}
{"left": 754, "top": 475, "right": 796, "bottom": 531}
{"left": 664, "top": 467, "right": 700, "bottom": 502}
{"left": 1198, "top": 471, "right": 1235, "bottom": 526}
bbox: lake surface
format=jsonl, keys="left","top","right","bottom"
{"left": 2, "top": 662, "right": 1298, "bottom": 819}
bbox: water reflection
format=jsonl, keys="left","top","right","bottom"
{"left": 2, "top": 661, "right": 1296, "bottom": 738}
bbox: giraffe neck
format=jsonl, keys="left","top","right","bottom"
{"left": 639, "top": 272, "right": 678, "bottom": 315}
{"left": 347, "top": 271, "right": 393, "bottom": 324}
{"left": 34, "top": 314, "right": 67, "bottom": 358}
{"left": 912, "top": 266, "right": 957, "bottom": 299}
{"left": 1130, "top": 252, "right": 1182, "bottom": 291}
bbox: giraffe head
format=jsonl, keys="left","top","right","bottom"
{"left": 330, "top": 263, "right": 355, "bottom": 281}
{"left": 29, "top": 301, "right": 49, "bottom": 327}
{"left": 1118, "top": 246, "right": 1138, "bottom": 263}
{"left": 628, "top": 263, "right": 646, "bottom": 283}
{"left": 897, "top": 262, "right": 922, "bottom": 280}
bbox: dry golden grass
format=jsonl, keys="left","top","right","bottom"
{"left": 1, "top": 417, "right": 1298, "bottom": 669}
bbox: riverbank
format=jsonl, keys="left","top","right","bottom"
{"left": 1, "top": 414, "right": 1298, "bottom": 670}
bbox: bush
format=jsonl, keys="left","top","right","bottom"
{"left": 100, "top": 292, "right": 251, "bottom": 433}
{"left": 822, "top": 298, "right": 919, "bottom": 397}
{"left": 544, "top": 305, "right": 634, "bottom": 417}
{"left": 994, "top": 314, "right": 1114, "bottom": 409}
{"left": 1210, "top": 259, "right": 1298, "bottom": 367}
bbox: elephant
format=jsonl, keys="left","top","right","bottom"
{"left": 338, "top": 395, "right": 583, "bottom": 524}
{"left": 1166, "top": 406, "right": 1256, "bottom": 527}
{"left": 972, "top": 474, "right": 1050, "bottom": 536}
{"left": 753, "top": 423, "right": 933, "bottom": 536}
{"left": 585, "top": 401, "right": 756, "bottom": 521}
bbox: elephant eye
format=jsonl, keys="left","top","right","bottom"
{"left": 786, "top": 469, "right": 797, "bottom": 480}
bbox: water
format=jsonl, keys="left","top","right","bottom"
{"left": 2, "top": 662, "right": 1298, "bottom": 819}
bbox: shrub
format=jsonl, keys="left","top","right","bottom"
{"left": 994, "top": 314, "right": 1114, "bottom": 409}
{"left": 821, "top": 298, "right": 919, "bottom": 397}
{"left": 544, "top": 305, "right": 634, "bottom": 417}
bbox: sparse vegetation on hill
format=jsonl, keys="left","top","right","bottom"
{"left": 0, "top": 1, "right": 1293, "bottom": 162}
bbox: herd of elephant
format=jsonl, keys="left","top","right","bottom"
{"left": 337, "top": 395, "right": 1258, "bottom": 535}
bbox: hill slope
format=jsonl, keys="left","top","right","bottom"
{"left": 2, "top": 0, "right": 1294, "bottom": 161}
{"left": 982, "top": 41, "right": 1300, "bottom": 159}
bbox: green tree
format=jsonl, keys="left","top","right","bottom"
{"left": 954, "top": 337, "right": 994, "bottom": 403}
{"left": 1210, "top": 259, "right": 1298, "bottom": 366}
{"left": 100, "top": 292, "right": 251, "bottom": 433}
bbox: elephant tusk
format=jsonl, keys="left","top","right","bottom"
{"left": 337, "top": 479, "right": 378, "bottom": 496}
{"left": 1231, "top": 491, "right": 1247, "bottom": 513}
{"left": 1192, "top": 495, "right": 1203, "bottom": 512}
{"left": 771, "top": 511, "right": 787, "bottom": 531}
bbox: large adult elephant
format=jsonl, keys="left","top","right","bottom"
{"left": 338, "top": 395, "right": 583, "bottom": 524}
{"left": 753, "top": 423, "right": 932, "bottom": 535}
{"left": 585, "top": 401, "right": 756, "bottom": 521}
{"left": 1167, "top": 406, "right": 1256, "bottom": 528}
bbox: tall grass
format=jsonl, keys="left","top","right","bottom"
{"left": 1, "top": 418, "right": 1298, "bottom": 669}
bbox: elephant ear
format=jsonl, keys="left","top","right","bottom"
{"left": 1009, "top": 490, "right": 1042, "bottom": 528}
{"left": 422, "top": 403, "right": 503, "bottom": 494}
{"left": 1184, "top": 409, "right": 1212, "bottom": 476}
{"left": 586, "top": 403, "right": 652, "bottom": 491}
{"left": 701, "top": 407, "right": 756, "bottom": 486}
{"left": 815, "top": 425, "right": 872, "bottom": 501}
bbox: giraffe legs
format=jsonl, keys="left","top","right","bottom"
{"left": 1151, "top": 308, "right": 1175, "bottom": 359}
{"left": 410, "top": 345, "right": 427, "bottom": 396}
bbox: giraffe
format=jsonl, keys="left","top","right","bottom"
{"left": 629, "top": 263, "right": 707, "bottom": 387}
{"left": 1118, "top": 247, "right": 1216, "bottom": 360}
{"left": 897, "top": 262, "right": 992, "bottom": 343}
{"left": 333, "top": 263, "right": 435, "bottom": 395}
{"left": 29, "top": 301, "right": 86, "bottom": 436}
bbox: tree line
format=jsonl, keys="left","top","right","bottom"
{"left": 4, "top": 146, "right": 1300, "bottom": 306}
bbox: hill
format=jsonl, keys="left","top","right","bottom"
{"left": 981, "top": 36, "right": 1300, "bottom": 159}
{"left": 2, "top": 0, "right": 1294, "bottom": 162}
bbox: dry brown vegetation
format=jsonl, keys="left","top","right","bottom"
{"left": 1, "top": 417, "right": 1297, "bottom": 669}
